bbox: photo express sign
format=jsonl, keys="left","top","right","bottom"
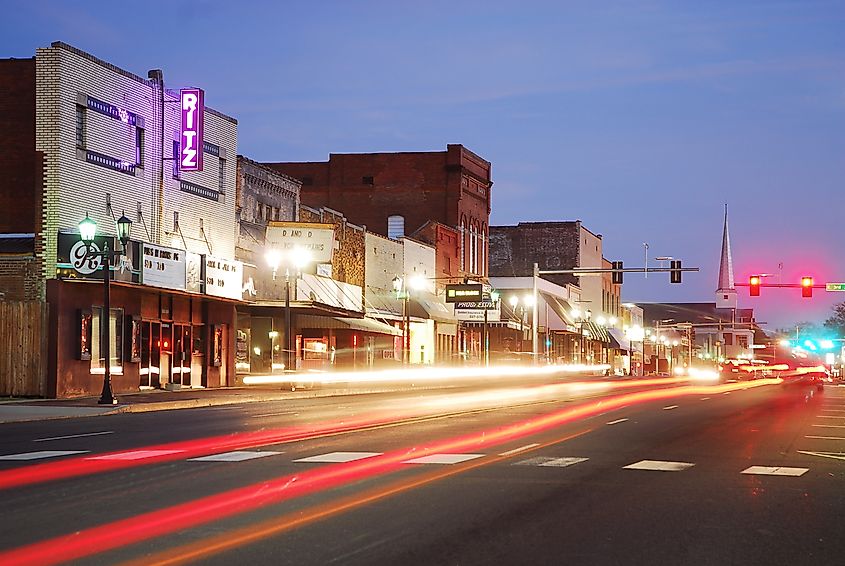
{"left": 180, "top": 88, "right": 204, "bottom": 172}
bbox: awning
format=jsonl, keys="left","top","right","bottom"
{"left": 583, "top": 320, "right": 611, "bottom": 343}
{"left": 540, "top": 292, "right": 577, "bottom": 331}
{"left": 296, "top": 314, "right": 402, "bottom": 336}
{"left": 608, "top": 328, "right": 631, "bottom": 352}
{"left": 412, "top": 295, "right": 457, "bottom": 323}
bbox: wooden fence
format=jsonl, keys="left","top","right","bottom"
{"left": 0, "top": 301, "right": 48, "bottom": 397}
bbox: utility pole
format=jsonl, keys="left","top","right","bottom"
{"left": 532, "top": 263, "right": 539, "bottom": 365}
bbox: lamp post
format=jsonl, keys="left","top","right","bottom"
{"left": 78, "top": 212, "right": 132, "bottom": 405}
{"left": 392, "top": 276, "right": 409, "bottom": 365}
{"left": 266, "top": 248, "right": 311, "bottom": 374}
{"left": 572, "top": 308, "right": 591, "bottom": 364}
{"left": 483, "top": 290, "right": 500, "bottom": 367}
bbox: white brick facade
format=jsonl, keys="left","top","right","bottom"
{"left": 34, "top": 42, "right": 238, "bottom": 283}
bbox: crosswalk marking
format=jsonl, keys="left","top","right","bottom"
{"left": 499, "top": 443, "right": 540, "bottom": 457}
{"left": 87, "top": 450, "right": 184, "bottom": 461}
{"left": 293, "top": 452, "right": 382, "bottom": 463}
{"left": 402, "top": 453, "right": 484, "bottom": 465}
{"left": 0, "top": 450, "right": 88, "bottom": 461}
{"left": 741, "top": 466, "right": 808, "bottom": 477}
{"left": 623, "top": 460, "right": 694, "bottom": 472}
{"left": 515, "top": 456, "right": 589, "bottom": 468}
{"left": 188, "top": 451, "right": 283, "bottom": 462}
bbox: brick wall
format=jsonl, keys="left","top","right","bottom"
{"left": 0, "top": 256, "right": 41, "bottom": 301}
{"left": 411, "top": 221, "right": 461, "bottom": 286}
{"left": 265, "top": 144, "right": 491, "bottom": 277}
{"left": 489, "top": 222, "right": 581, "bottom": 288}
{"left": 0, "top": 58, "right": 37, "bottom": 234}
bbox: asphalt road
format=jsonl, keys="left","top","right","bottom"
{"left": 0, "top": 379, "right": 843, "bottom": 565}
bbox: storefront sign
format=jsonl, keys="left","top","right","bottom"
{"left": 445, "top": 284, "right": 483, "bottom": 303}
{"left": 180, "top": 88, "right": 204, "bottom": 172}
{"left": 56, "top": 232, "right": 139, "bottom": 282}
{"left": 265, "top": 222, "right": 335, "bottom": 264}
{"left": 204, "top": 255, "right": 243, "bottom": 300}
{"left": 455, "top": 305, "right": 501, "bottom": 322}
{"left": 142, "top": 243, "right": 186, "bottom": 290}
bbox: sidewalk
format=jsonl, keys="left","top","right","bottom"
{"left": 0, "top": 380, "right": 467, "bottom": 424}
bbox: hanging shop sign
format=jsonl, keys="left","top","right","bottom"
{"left": 445, "top": 283, "right": 483, "bottom": 303}
{"left": 56, "top": 231, "right": 139, "bottom": 283}
{"left": 180, "top": 88, "right": 204, "bottom": 172}
{"left": 141, "top": 243, "right": 186, "bottom": 290}
{"left": 203, "top": 255, "right": 243, "bottom": 300}
{"left": 265, "top": 222, "right": 335, "bottom": 264}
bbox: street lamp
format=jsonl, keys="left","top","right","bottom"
{"left": 572, "top": 308, "right": 591, "bottom": 364}
{"left": 266, "top": 247, "right": 312, "bottom": 375}
{"left": 392, "top": 275, "right": 409, "bottom": 364}
{"left": 78, "top": 211, "right": 132, "bottom": 405}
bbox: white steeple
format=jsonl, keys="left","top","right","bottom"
{"left": 715, "top": 204, "right": 737, "bottom": 309}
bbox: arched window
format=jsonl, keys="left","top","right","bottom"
{"left": 387, "top": 215, "right": 405, "bottom": 240}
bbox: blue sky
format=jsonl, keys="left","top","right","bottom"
{"left": 2, "top": 0, "right": 844, "bottom": 330}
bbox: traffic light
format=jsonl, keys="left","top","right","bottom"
{"left": 670, "top": 260, "right": 682, "bottom": 284}
{"left": 749, "top": 275, "right": 761, "bottom": 296}
{"left": 801, "top": 276, "right": 813, "bottom": 298}
{"left": 612, "top": 261, "right": 623, "bottom": 284}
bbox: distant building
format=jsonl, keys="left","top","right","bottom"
{"left": 264, "top": 144, "right": 492, "bottom": 279}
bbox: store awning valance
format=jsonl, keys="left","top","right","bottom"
{"left": 297, "top": 314, "right": 402, "bottom": 336}
{"left": 583, "top": 320, "right": 611, "bottom": 343}
{"left": 608, "top": 328, "right": 631, "bottom": 352}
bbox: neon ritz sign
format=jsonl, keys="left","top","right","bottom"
{"left": 180, "top": 88, "right": 204, "bottom": 172}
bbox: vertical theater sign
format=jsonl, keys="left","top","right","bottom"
{"left": 180, "top": 88, "right": 204, "bottom": 172}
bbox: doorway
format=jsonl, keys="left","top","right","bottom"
{"left": 140, "top": 321, "right": 161, "bottom": 389}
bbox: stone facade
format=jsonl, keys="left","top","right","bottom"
{"left": 299, "top": 205, "right": 365, "bottom": 288}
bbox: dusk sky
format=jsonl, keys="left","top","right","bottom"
{"left": 2, "top": 1, "right": 843, "bottom": 331}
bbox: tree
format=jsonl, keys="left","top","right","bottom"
{"left": 824, "top": 301, "right": 845, "bottom": 336}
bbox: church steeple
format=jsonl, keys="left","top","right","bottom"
{"left": 715, "top": 204, "right": 737, "bottom": 309}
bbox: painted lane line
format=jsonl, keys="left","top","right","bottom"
{"left": 741, "top": 466, "right": 808, "bottom": 477}
{"left": 816, "top": 415, "right": 845, "bottom": 419}
{"left": 722, "top": 392, "right": 732, "bottom": 395}
{"left": 663, "top": 405, "right": 679, "bottom": 410}
{"left": 515, "top": 456, "right": 589, "bottom": 468}
{"left": 87, "top": 450, "right": 184, "bottom": 461}
{"left": 33, "top": 431, "right": 114, "bottom": 443}
{"left": 797, "top": 450, "right": 845, "bottom": 461}
{"left": 251, "top": 411, "right": 298, "bottom": 418}
{"left": 499, "top": 443, "right": 540, "bottom": 457}
{"left": 805, "top": 436, "right": 845, "bottom": 441}
{"left": 623, "top": 460, "right": 694, "bottom": 472}
{"left": 402, "top": 453, "right": 485, "bottom": 465}
{"left": 0, "top": 450, "right": 88, "bottom": 461}
{"left": 812, "top": 424, "right": 845, "bottom": 428}
{"left": 294, "top": 452, "right": 382, "bottom": 463}
{"left": 606, "top": 418, "right": 628, "bottom": 425}
{"left": 700, "top": 397, "right": 711, "bottom": 401}
{"left": 188, "top": 451, "right": 283, "bottom": 462}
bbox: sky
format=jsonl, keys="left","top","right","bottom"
{"left": 2, "top": 0, "right": 843, "bottom": 331}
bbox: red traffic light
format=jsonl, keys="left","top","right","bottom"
{"left": 749, "top": 275, "right": 761, "bottom": 296}
{"left": 801, "top": 276, "right": 813, "bottom": 298}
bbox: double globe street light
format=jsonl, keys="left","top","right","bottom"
{"left": 78, "top": 211, "right": 133, "bottom": 405}
{"left": 265, "top": 247, "right": 312, "bottom": 375}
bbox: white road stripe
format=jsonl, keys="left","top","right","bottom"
{"left": 700, "top": 397, "right": 711, "bottom": 401}
{"left": 796, "top": 450, "right": 845, "bottom": 461}
{"left": 722, "top": 392, "right": 732, "bottom": 395}
{"left": 812, "top": 424, "right": 845, "bottom": 428}
{"left": 294, "top": 452, "right": 381, "bottom": 463}
{"left": 663, "top": 405, "right": 679, "bottom": 410}
{"left": 0, "top": 450, "right": 88, "bottom": 461}
{"left": 499, "top": 443, "right": 540, "bottom": 457}
{"left": 606, "top": 418, "right": 628, "bottom": 425}
{"left": 805, "top": 436, "right": 845, "bottom": 441}
{"left": 623, "top": 460, "right": 694, "bottom": 472}
{"left": 816, "top": 415, "right": 845, "bottom": 419}
{"left": 402, "top": 453, "right": 485, "bottom": 465}
{"left": 188, "top": 451, "right": 283, "bottom": 462}
{"left": 742, "top": 466, "right": 808, "bottom": 477}
{"left": 251, "top": 412, "right": 298, "bottom": 418}
{"left": 34, "top": 431, "right": 114, "bottom": 442}
{"left": 538, "top": 457, "right": 589, "bottom": 468}
{"left": 87, "top": 450, "right": 184, "bottom": 460}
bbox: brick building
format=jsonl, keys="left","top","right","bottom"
{"left": 264, "top": 144, "right": 492, "bottom": 279}
{"left": 0, "top": 42, "right": 241, "bottom": 397}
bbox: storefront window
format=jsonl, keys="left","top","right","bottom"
{"left": 90, "top": 307, "right": 124, "bottom": 375}
{"left": 192, "top": 325, "right": 205, "bottom": 355}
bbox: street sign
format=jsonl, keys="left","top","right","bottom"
{"left": 825, "top": 283, "right": 845, "bottom": 292}
{"left": 445, "top": 284, "right": 483, "bottom": 303}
